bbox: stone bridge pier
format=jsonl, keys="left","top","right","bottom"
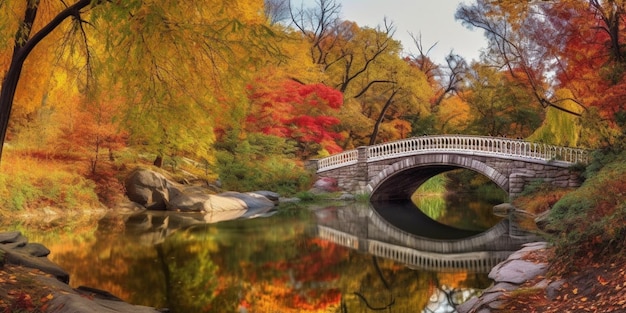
{"left": 311, "top": 135, "right": 588, "bottom": 200}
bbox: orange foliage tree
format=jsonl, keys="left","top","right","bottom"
{"left": 59, "top": 95, "right": 127, "bottom": 175}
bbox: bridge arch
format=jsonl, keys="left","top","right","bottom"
{"left": 368, "top": 153, "right": 509, "bottom": 201}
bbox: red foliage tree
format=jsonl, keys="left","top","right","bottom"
{"left": 542, "top": 1, "right": 626, "bottom": 121}
{"left": 246, "top": 79, "right": 344, "bottom": 158}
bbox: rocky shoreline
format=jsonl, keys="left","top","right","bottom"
{"left": 457, "top": 241, "right": 557, "bottom": 313}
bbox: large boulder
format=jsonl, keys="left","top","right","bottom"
{"left": 251, "top": 190, "right": 281, "bottom": 205}
{"left": 219, "top": 192, "right": 276, "bottom": 218}
{"left": 167, "top": 186, "right": 213, "bottom": 212}
{"left": 202, "top": 195, "right": 249, "bottom": 223}
{"left": 124, "top": 168, "right": 279, "bottom": 219}
{"left": 124, "top": 169, "right": 171, "bottom": 210}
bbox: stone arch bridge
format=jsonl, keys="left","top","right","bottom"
{"left": 311, "top": 135, "right": 589, "bottom": 200}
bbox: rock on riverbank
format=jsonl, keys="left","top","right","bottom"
{"left": 457, "top": 242, "right": 555, "bottom": 313}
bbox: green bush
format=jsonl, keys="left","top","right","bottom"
{"left": 216, "top": 133, "right": 314, "bottom": 195}
{"left": 414, "top": 175, "right": 447, "bottom": 195}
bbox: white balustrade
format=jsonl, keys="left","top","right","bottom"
{"left": 316, "top": 135, "right": 589, "bottom": 172}
{"left": 316, "top": 149, "right": 359, "bottom": 171}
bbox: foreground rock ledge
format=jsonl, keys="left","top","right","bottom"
{"left": 0, "top": 231, "right": 163, "bottom": 313}
{"left": 457, "top": 242, "right": 551, "bottom": 313}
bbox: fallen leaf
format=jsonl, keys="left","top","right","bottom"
{"left": 40, "top": 293, "right": 54, "bottom": 303}
{"left": 573, "top": 288, "right": 578, "bottom": 295}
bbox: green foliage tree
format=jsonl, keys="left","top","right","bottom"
{"left": 463, "top": 63, "right": 541, "bottom": 137}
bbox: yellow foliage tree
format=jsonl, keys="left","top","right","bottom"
{"left": 528, "top": 88, "right": 584, "bottom": 146}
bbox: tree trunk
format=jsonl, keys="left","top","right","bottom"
{"left": 369, "top": 89, "right": 398, "bottom": 145}
{"left": 154, "top": 155, "right": 164, "bottom": 168}
{"left": 0, "top": 63, "right": 23, "bottom": 162}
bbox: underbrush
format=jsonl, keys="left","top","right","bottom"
{"left": 215, "top": 133, "right": 315, "bottom": 195}
{"left": 0, "top": 153, "right": 101, "bottom": 213}
{"left": 513, "top": 180, "right": 573, "bottom": 216}
{"left": 546, "top": 149, "right": 626, "bottom": 271}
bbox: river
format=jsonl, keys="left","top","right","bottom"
{"left": 2, "top": 192, "right": 521, "bottom": 313}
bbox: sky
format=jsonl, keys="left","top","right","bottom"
{"left": 299, "top": 0, "right": 487, "bottom": 65}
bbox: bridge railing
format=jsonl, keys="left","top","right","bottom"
{"left": 316, "top": 149, "right": 359, "bottom": 171}
{"left": 317, "top": 135, "right": 589, "bottom": 172}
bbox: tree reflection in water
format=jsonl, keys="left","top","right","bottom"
{"left": 349, "top": 257, "right": 395, "bottom": 311}
{"left": 337, "top": 254, "right": 489, "bottom": 313}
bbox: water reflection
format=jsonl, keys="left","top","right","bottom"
{"left": 0, "top": 199, "right": 528, "bottom": 313}
{"left": 371, "top": 200, "right": 482, "bottom": 239}
{"left": 413, "top": 193, "right": 505, "bottom": 232}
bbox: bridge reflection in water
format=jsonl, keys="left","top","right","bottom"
{"left": 314, "top": 201, "right": 538, "bottom": 273}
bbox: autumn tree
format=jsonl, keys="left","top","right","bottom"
{"left": 264, "top": 0, "right": 290, "bottom": 25}
{"left": 58, "top": 92, "right": 127, "bottom": 175}
{"left": 404, "top": 35, "right": 470, "bottom": 135}
{"left": 357, "top": 49, "right": 432, "bottom": 145}
{"left": 94, "top": 1, "right": 286, "bottom": 167}
{"left": 406, "top": 34, "right": 468, "bottom": 110}
{"left": 291, "top": 0, "right": 434, "bottom": 147}
{"left": 546, "top": 1, "right": 626, "bottom": 129}
{"left": 0, "top": 0, "right": 284, "bottom": 168}
{"left": 246, "top": 78, "right": 344, "bottom": 158}
{"left": 0, "top": 0, "right": 103, "bottom": 164}
{"left": 456, "top": 0, "right": 575, "bottom": 115}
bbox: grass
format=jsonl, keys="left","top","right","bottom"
{"left": 413, "top": 175, "right": 447, "bottom": 196}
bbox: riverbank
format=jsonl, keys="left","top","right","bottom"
{"left": 458, "top": 242, "right": 626, "bottom": 313}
